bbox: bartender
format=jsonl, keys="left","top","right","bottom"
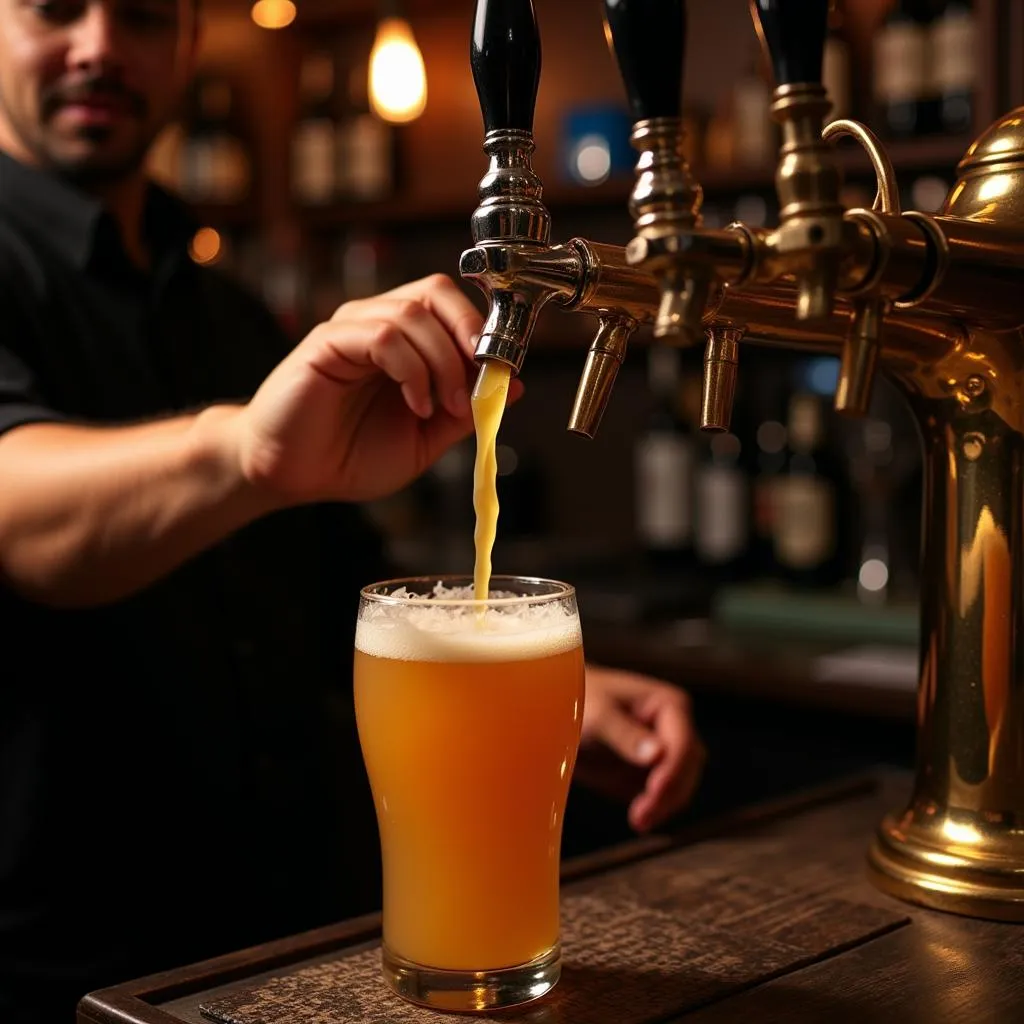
{"left": 0, "top": 2, "right": 705, "bottom": 1022}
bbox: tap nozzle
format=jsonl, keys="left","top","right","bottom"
{"left": 568, "top": 316, "right": 636, "bottom": 438}
{"left": 835, "top": 295, "right": 886, "bottom": 416}
{"left": 702, "top": 326, "right": 743, "bottom": 432}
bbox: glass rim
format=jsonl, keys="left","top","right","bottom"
{"left": 359, "top": 574, "right": 576, "bottom": 609}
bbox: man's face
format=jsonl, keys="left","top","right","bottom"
{"left": 0, "top": 0, "right": 198, "bottom": 184}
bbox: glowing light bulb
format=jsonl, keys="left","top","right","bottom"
{"left": 368, "top": 17, "right": 427, "bottom": 124}
{"left": 189, "top": 227, "right": 223, "bottom": 266}
{"left": 251, "top": 0, "right": 296, "bottom": 30}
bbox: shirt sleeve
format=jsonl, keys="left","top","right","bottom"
{"left": 0, "top": 331, "right": 66, "bottom": 437}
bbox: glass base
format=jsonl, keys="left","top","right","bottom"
{"left": 382, "top": 942, "right": 561, "bottom": 1012}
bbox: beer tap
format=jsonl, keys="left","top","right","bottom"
{"left": 460, "top": 0, "right": 658, "bottom": 438}
{"left": 751, "top": 0, "right": 844, "bottom": 322}
{"left": 464, "top": 0, "right": 1024, "bottom": 922}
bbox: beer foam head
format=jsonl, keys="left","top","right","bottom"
{"left": 356, "top": 583, "right": 581, "bottom": 663}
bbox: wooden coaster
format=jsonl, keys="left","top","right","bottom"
{"left": 200, "top": 882, "right": 907, "bottom": 1024}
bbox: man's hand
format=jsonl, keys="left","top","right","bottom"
{"left": 236, "top": 274, "right": 521, "bottom": 504}
{"left": 577, "top": 664, "right": 705, "bottom": 833}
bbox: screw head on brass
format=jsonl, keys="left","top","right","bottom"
{"left": 965, "top": 375, "right": 987, "bottom": 398}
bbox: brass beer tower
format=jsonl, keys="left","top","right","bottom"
{"left": 461, "top": 0, "right": 1024, "bottom": 921}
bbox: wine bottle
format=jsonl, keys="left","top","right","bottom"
{"left": 179, "top": 76, "right": 251, "bottom": 205}
{"left": 823, "top": 0, "right": 852, "bottom": 123}
{"left": 773, "top": 391, "right": 846, "bottom": 587}
{"left": 292, "top": 52, "right": 339, "bottom": 206}
{"left": 930, "top": 0, "right": 976, "bottom": 135}
{"left": 874, "top": 0, "right": 934, "bottom": 139}
{"left": 694, "top": 424, "right": 751, "bottom": 581}
{"left": 634, "top": 347, "right": 696, "bottom": 570}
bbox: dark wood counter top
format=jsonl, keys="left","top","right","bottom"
{"left": 77, "top": 770, "right": 1024, "bottom": 1024}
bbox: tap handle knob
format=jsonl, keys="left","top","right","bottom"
{"left": 471, "top": 0, "right": 541, "bottom": 134}
{"left": 568, "top": 316, "right": 636, "bottom": 438}
{"left": 750, "top": 0, "right": 829, "bottom": 86}
{"left": 602, "top": 0, "right": 686, "bottom": 121}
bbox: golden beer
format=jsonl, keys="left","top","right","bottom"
{"left": 354, "top": 576, "right": 584, "bottom": 1010}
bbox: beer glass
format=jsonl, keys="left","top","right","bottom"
{"left": 354, "top": 575, "right": 585, "bottom": 1011}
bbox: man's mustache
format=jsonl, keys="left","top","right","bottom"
{"left": 41, "top": 77, "right": 147, "bottom": 120}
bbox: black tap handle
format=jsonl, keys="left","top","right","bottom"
{"left": 603, "top": 0, "right": 685, "bottom": 122}
{"left": 750, "top": 0, "right": 828, "bottom": 86}
{"left": 471, "top": 0, "right": 541, "bottom": 134}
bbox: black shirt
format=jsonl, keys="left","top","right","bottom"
{"left": 0, "top": 153, "right": 385, "bottom": 1021}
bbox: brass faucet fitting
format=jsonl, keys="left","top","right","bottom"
{"left": 768, "top": 83, "right": 845, "bottom": 321}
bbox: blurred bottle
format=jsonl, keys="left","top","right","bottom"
{"left": 337, "top": 61, "right": 395, "bottom": 202}
{"left": 823, "top": 0, "right": 852, "bottom": 123}
{"left": 634, "top": 347, "right": 696, "bottom": 570}
{"left": 874, "top": 0, "right": 935, "bottom": 139}
{"left": 260, "top": 222, "right": 309, "bottom": 340}
{"left": 292, "top": 51, "right": 339, "bottom": 206}
{"left": 179, "top": 76, "right": 251, "bottom": 205}
{"left": 930, "top": 0, "right": 976, "bottom": 135}
{"left": 732, "top": 51, "right": 774, "bottom": 167}
{"left": 750, "top": 372, "right": 790, "bottom": 577}
{"left": 694, "top": 423, "right": 750, "bottom": 581}
{"left": 773, "top": 391, "right": 846, "bottom": 587}
{"left": 704, "top": 96, "right": 736, "bottom": 170}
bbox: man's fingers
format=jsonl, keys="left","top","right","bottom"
{"left": 312, "top": 320, "right": 434, "bottom": 419}
{"left": 629, "top": 735, "right": 707, "bottom": 832}
{"left": 349, "top": 298, "right": 473, "bottom": 420}
{"left": 626, "top": 690, "right": 701, "bottom": 832}
{"left": 385, "top": 274, "right": 485, "bottom": 360}
{"left": 592, "top": 702, "right": 663, "bottom": 768}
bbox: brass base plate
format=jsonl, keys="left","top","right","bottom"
{"left": 867, "top": 809, "right": 1024, "bottom": 923}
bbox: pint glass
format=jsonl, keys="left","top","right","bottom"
{"left": 354, "top": 576, "right": 585, "bottom": 1011}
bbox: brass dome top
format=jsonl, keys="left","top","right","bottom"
{"left": 942, "top": 107, "right": 1024, "bottom": 225}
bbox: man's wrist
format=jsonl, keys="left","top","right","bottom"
{"left": 189, "top": 404, "right": 285, "bottom": 520}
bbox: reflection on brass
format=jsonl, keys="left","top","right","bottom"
{"left": 701, "top": 327, "right": 743, "bottom": 432}
{"left": 462, "top": 64, "right": 1024, "bottom": 916}
{"left": 942, "top": 108, "right": 1024, "bottom": 225}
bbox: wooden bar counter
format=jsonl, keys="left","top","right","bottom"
{"left": 77, "top": 770, "right": 1024, "bottom": 1024}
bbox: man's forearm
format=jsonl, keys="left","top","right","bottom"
{"left": 0, "top": 406, "right": 282, "bottom": 607}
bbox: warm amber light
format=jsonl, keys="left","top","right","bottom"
{"left": 368, "top": 16, "right": 427, "bottom": 124}
{"left": 251, "top": 0, "right": 296, "bottom": 30}
{"left": 189, "top": 227, "right": 223, "bottom": 266}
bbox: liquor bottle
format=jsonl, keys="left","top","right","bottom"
{"left": 873, "top": 0, "right": 934, "bottom": 139}
{"left": 693, "top": 419, "right": 750, "bottom": 581}
{"left": 337, "top": 61, "right": 395, "bottom": 203}
{"left": 750, "top": 373, "right": 790, "bottom": 577}
{"left": 291, "top": 51, "right": 338, "bottom": 206}
{"left": 179, "top": 76, "right": 251, "bottom": 205}
{"left": 930, "top": 0, "right": 976, "bottom": 135}
{"left": 732, "top": 50, "right": 774, "bottom": 167}
{"left": 634, "top": 347, "right": 696, "bottom": 570}
{"left": 823, "top": 0, "right": 852, "bottom": 124}
{"left": 773, "top": 391, "right": 846, "bottom": 587}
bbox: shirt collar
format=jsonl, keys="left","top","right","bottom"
{"left": 0, "top": 150, "right": 196, "bottom": 273}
